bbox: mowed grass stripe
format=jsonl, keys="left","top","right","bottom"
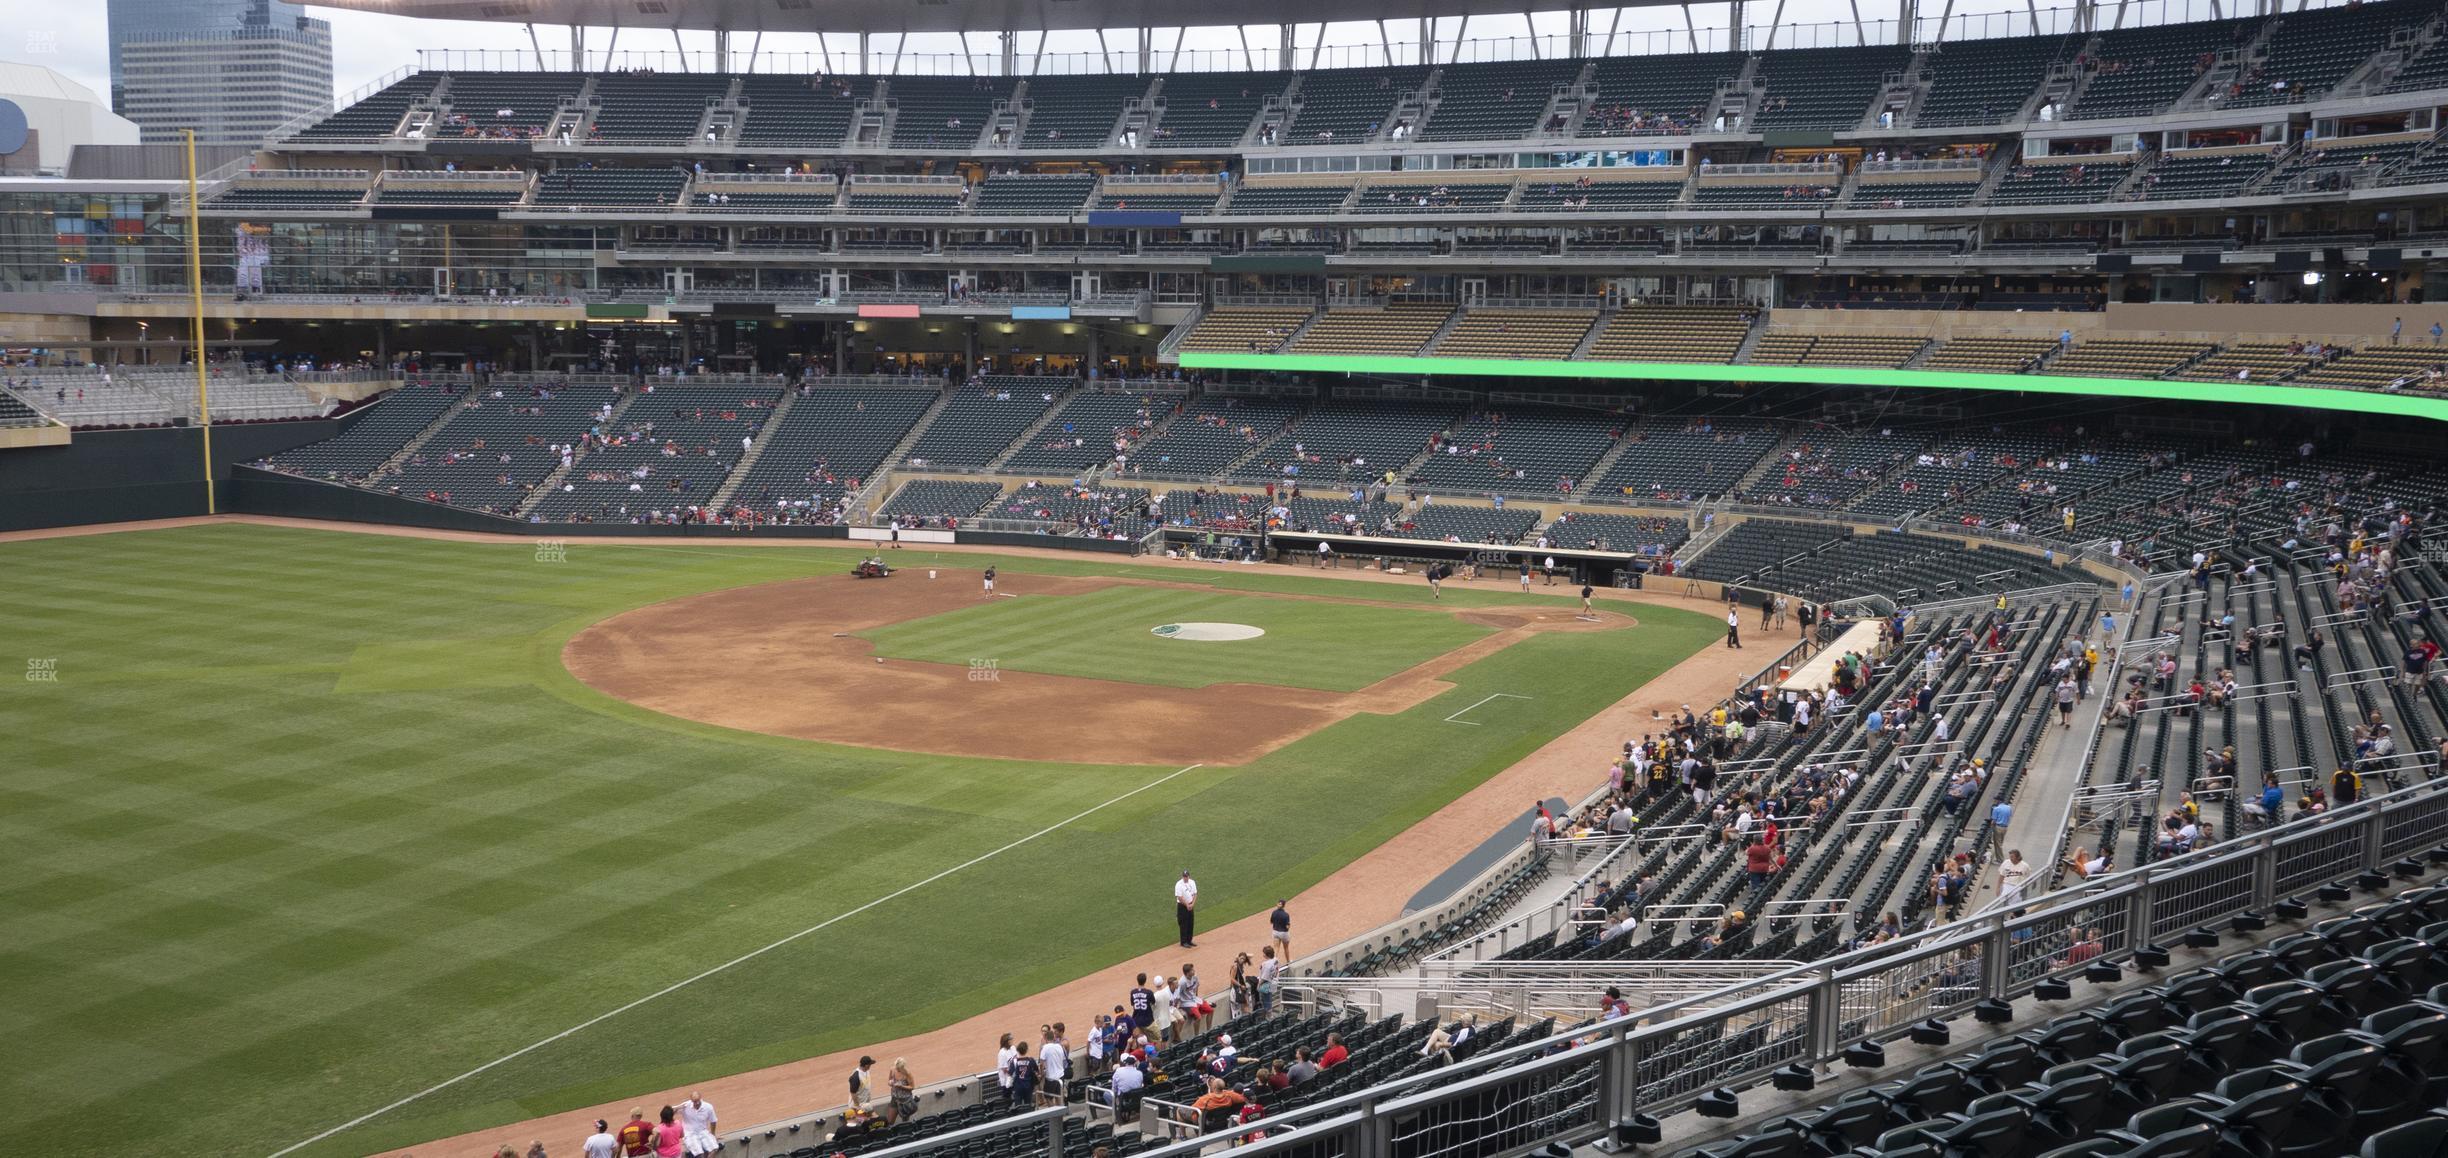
{"left": 0, "top": 523, "right": 1718, "bottom": 1158}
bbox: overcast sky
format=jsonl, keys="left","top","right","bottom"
{"left": 5, "top": 0, "right": 2197, "bottom": 107}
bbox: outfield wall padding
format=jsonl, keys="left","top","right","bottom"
{"left": 953, "top": 529, "right": 1141, "bottom": 554}
{"left": 0, "top": 420, "right": 340, "bottom": 532}
{"left": 232, "top": 471, "right": 1144, "bottom": 553}
{"left": 229, "top": 470, "right": 856, "bottom": 539}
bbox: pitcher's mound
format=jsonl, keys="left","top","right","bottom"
{"left": 1152, "top": 622, "right": 1266, "bottom": 641}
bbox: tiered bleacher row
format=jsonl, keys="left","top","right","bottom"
{"left": 239, "top": 364, "right": 2448, "bottom": 589}
{"left": 203, "top": 356, "right": 2448, "bottom": 1158}
{"left": 3, "top": 365, "right": 335, "bottom": 428}
{"left": 277, "top": 2, "right": 2444, "bottom": 162}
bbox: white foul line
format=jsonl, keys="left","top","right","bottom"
{"left": 266, "top": 761, "right": 1210, "bottom": 1158}
{"left": 1444, "top": 692, "right": 1533, "bottom": 726}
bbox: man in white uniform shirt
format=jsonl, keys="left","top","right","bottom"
{"left": 1174, "top": 870, "right": 1199, "bottom": 947}
{"left": 677, "top": 1094, "right": 720, "bottom": 1155}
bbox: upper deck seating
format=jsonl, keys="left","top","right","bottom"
{"left": 586, "top": 73, "right": 729, "bottom": 144}
{"left": 1174, "top": 307, "right": 1314, "bottom": 353}
{"left": 2066, "top": 17, "right": 2258, "bottom": 119}
{"left": 1585, "top": 306, "right": 1752, "bottom": 364}
{"left": 882, "top": 76, "right": 1012, "bottom": 148}
{"left": 736, "top": 74, "right": 868, "bottom": 148}
{"left": 1287, "top": 304, "right": 1453, "bottom": 356}
{"left": 1152, "top": 72, "right": 1290, "bottom": 147}
{"left": 1920, "top": 337, "right": 2058, "bottom": 373}
{"left": 292, "top": 71, "right": 439, "bottom": 140}
{"left": 1749, "top": 333, "right": 1928, "bottom": 368}
{"left": 1284, "top": 66, "right": 1425, "bottom": 144}
{"left": 2221, "top": 0, "right": 2425, "bottom": 108}
{"left": 1432, "top": 310, "right": 1600, "bottom": 360}
{"left": 1417, "top": 59, "right": 1583, "bottom": 141}
{"left": 1578, "top": 53, "right": 1741, "bottom": 137}
{"left": 1916, "top": 33, "right": 2071, "bottom": 125}
{"left": 2046, "top": 339, "right": 2216, "bottom": 378}
{"left": 1750, "top": 45, "right": 1910, "bottom": 131}
{"left": 439, "top": 72, "right": 586, "bottom": 139}
{"left": 1019, "top": 75, "right": 1145, "bottom": 147}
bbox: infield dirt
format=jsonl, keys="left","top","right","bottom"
{"left": 563, "top": 570, "right": 1628, "bottom": 765}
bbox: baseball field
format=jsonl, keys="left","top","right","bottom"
{"left": 0, "top": 520, "right": 1722, "bottom": 1158}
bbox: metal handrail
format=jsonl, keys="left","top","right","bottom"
{"left": 1125, "top": 770, "right": 2448, "bottom": 1158}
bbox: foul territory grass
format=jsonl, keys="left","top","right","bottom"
{"left": 0, "top": 523, "right": 1721, "bottom": 1158}
{"left": 863, "top": 585, "right": 1495, "bottom": 690}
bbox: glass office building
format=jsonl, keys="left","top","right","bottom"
{"left": 107, "top": 0, "right": 332, "bottom": 148}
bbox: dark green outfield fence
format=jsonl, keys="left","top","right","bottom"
{"left": 0, "top": 421, "right": 341, "bottom": 532}
{"left": 227, "top": 468, "right": 856, "bottom": 538}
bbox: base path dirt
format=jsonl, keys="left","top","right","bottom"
{"left": 564, "top": 570, "right": 1626, "bottom": 765}
{"left": 0, "top": 516, "right": 1791, "bottom": 1158}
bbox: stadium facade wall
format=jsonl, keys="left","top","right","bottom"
{"left": 2105, "top": 301, "right": 2448, "bottom": 346}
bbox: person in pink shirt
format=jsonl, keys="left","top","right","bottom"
{"left": 653, "top": 1107, "right": 685, "bottom": 1158}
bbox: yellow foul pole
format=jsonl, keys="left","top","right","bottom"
{"left": 183, "top": 129, "right": 216, "bottom": 514}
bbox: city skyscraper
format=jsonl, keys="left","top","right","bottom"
{"left": 107, "top": 0, "right": 333, "bottom": 149}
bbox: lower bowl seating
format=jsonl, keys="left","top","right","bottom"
{"left": 1539, "top": 511, "right": 1690, "bottom": 553}
{"left": 874, "top": 479, "right": 1003, "bottom": 525}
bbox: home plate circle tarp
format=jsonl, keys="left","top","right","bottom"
{"left": 1152, "top": 622, "right": 1266, "bottom": 641}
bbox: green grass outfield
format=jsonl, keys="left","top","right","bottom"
{"left": 0, "top": 523, "right": 1720, "bottom": 1158}
{"left": 864, "top": 586, "right": 1496, "bottom": 690}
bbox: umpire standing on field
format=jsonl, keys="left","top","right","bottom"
{"left": 1175, "top": 870, "right": 1199, "bottom": 947}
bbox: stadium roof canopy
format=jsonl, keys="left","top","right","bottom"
{"left": 310, "top": 0, "right": 1672, "bottom": 35}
